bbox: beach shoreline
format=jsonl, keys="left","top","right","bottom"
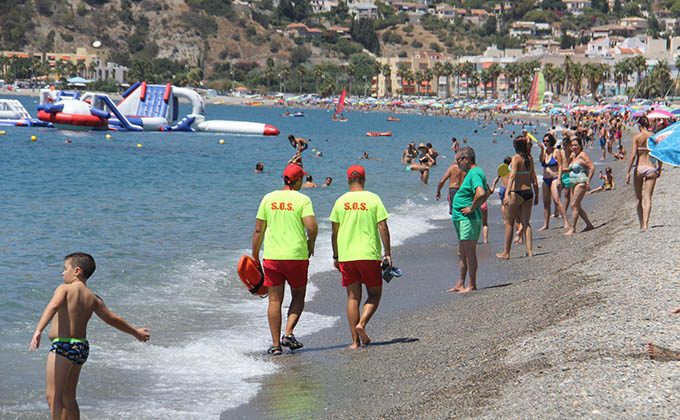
{"left": 221, "top": 129, "right": 666, "bottom": 418}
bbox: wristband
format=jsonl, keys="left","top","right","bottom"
{"left": 333, "top": 255, "right": 338, "bottom": 259}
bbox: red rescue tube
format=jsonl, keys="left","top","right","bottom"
{"left": 163, "top": 83, "right": 172, "bottom": 102}
{"left": 237, "top": 255, "right": 267, "bottom": 296}
{"left": 366, "top": 131, "right": 392, "bottom": 137}
{"left": 140, "top": 82, "right": 147, "bottom": 101}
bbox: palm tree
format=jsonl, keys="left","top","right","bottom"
{"left": 296, "top": 65, "right": 306, "bottom": 94}
{"left": 552, "top": 67, "right": 566, "bottom": 96}
{"left": 453, "top": 63, "right": 462, "bottom": 98}
{"left": 469, "top": 71, "right": 480, "bottom": 98}
{"left": 481, "top": 68, "right": 493, "bottom": 98}
{"left": 347, "top": 64, "right": 356, "bottom": 96}
{"left": 313, "top": 64, "right": 323, "bottom": 94}
{"left": 614, "top": 60, "right": 627, "bottom": 97}
{"left": 632, "top": 55, "right": 647, "bottom": 85}
{"left": 423, "top": 67, "right": 434, "bottom": 95}
{"left": 432, "top": 62, "right": 443, "bottom": 97}
{"left": 569, "top": 62, "right": 584, "bottom": 97}
{"left": 281, "top": 66, "right": 290, "bottom": 93}
{"left": 543, "top": 63, "right": 555, "bottom": 94}
{"left": 382, "top": 64, "right": 392, "bottom": 97}
{"left": 488, "top": 63, "right": 501, "bottom": 98}
{"left": 505, "top": 62, "right": 520, "bottom": 99}
{"left": 583, "top": 63, "right": 607, "bottom": 102}
{"left": 462, "top": 62, "right": 474, "bottom": 97}
{"left": 443, "top": 61, "right": 453, "bottom": 98}
{"left": 396, "top": 63, "right": 409, "bottom": 96}
{"left": 406, "top": 70, "right": 415, "bottom": 95}
{"left": 414, "top": 70, "right": 424, "bottom": 96}
{"left": 563, "top": 56, "right": 573, "bottom": 94}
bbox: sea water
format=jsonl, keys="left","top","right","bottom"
{"left": 0, "top": 95, "right": 543, "bottom": 419}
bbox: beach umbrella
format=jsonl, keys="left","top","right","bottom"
{"left": 649, "top": 120, "right": 680, "bottom": 166}
{"left": 672, "top": 109, "right": 680, "bottom": 115}
{"left": 648, "top": 110, "right": 673, "bottom": 119}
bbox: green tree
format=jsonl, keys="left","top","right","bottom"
{"left": 350, "top": 18, "right": 380, "bottom": 55}
{"left": 296, "top": 65, "right": 306, "bottom": 94}
{"left": 382, "top": 64, "right": 392, "bottom": 97}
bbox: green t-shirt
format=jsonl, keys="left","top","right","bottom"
{"left": 330, "top": 190, "right": 389, "bottom": 262}
{"left": 256, "top": 189, "right": 315, "bottom": 260}
{"left": 452, "top": 166, "right": 487, "bottom": 221}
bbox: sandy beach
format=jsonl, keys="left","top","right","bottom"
{"left": 222, "top": 129, "right": 680, "bottom": 419}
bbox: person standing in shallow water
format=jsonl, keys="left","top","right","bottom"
{"left": 447, "top": 146, "right": 489, "bottom": 293}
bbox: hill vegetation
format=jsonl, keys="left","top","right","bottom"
{"left": 0, "top": 0, "right": 673, "bottom": 97}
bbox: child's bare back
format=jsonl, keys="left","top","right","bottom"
{"left": 47, "top": 282, "right": 99, "bottom": 341}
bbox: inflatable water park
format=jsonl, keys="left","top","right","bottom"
{"left": 0, "top": 99, "right": 52, "bottom": 127}
{"left": 36, "top": 82, "right": 279, "bottom": 136}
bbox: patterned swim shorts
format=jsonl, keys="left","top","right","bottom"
{"left": 49, "top": 339, "right": 89, "bottom": 365}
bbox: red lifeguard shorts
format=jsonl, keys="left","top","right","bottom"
{"left": 262, "top": 259, "right": 309, "bottom": 289}
{"left": 339, "top": 260, "right": 382, "bottom": 288}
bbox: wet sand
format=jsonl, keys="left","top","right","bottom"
{"left": 221, "top": 131, "right": 657, "bottom": 418}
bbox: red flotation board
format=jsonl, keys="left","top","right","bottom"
{"left": 237, "top": 255, "right": 267, "bottom": 296}
{"left": 366, "top": 131, "right": 392, "bottom": 137}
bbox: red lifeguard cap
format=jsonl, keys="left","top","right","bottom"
{"left": 283, "top": 164, "right": 307, "bottom": 182}
{"left": 347, "top": 165, "right": 365, "bottom": 178}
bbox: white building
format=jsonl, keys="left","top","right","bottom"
{"left": 563, "top": 0, "right": 592, "bottom": 15}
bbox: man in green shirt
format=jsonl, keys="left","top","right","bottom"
{"left": 330, "top": 165, "right": 392, "bottom": 348}
{"left": 448, "top": 146, "right": 488, "bottom": 294}
{"left": 252, "top": 164, "right": 318, "bottom": 355}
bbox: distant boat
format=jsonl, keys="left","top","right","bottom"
{"left": 244, "top": 101, "right": 264, "bottom": 106}
{"left": 386, "top": 116, "right": 400, "bottom": 121}
{"left": 366, "top": 131, "right": 392, "bottom": 137}
{"left": 334, "top": 89, "right": 346, "bottom": 119}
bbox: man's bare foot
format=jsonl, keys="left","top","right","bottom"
{"left": 647, "top": 342, "right": 680, "bottom": 361}
{"left": 582, "top": 225, "right": 594, "bottom": 232}
{"left": 356, "top": 324, "right": 371, "bottom": 345}
{"left": 349, "top": 342, "right": 360, "bottom": 349}
{"left": 526, "top": 252, "right": 533, "bottom": 257}
{"left": 563, "top": 228, "right": 575, "bottom": 236}
{"left": 537, "top": 225, "right": 548, "bottom": 232}
{"left": 563, "top": 223, "right": 570, "bottom": 229}
{"left": 445, "top": 284, "right": 464, "bottom": 293}
{"left": 496, "top": 252, "right": 510, "bottom": 259}
{"left": 671, "top": 306, "right": 680, "bottom": 314}
{"left": 458, "top": 286, "right": 477, "bottom": 293}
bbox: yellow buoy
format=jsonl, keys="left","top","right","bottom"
{"left": 31, "top": 135, "right": 37, "bottom": 142}
{"left": 219, "top": 139, "right": 225, "bottom": 144}
{"left": 0, "top": 130, "right": 6, "bottom": 135}
{"left": 137, "top": 144, "right": 142, "bottom": 148}
{"left": 106, "top": 134, "right": 112, "bottom": 140}
{"left": 311, "top": 148, "right": 316, "bottom": 152}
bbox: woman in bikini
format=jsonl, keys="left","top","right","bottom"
{"left": 537, "top": 133, "right": 569, "bottom": 231}
{"left": 497, "top": 137, "right": 539, "bottom": 259}
{"left": 564, "top": 138, "right": 595, "bottom": 235}
{"left": 625, "top": 116, "right": 662, "bottom": 231}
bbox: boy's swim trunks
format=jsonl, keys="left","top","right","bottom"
{"left": 49, "top": 338, "right": 89, "bottom": 365}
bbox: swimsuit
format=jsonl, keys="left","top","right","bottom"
{"left": 498, "top": 186, "right": 506, "bottom": 202}
{"left": 636, "top": 165, "right": 657, "bottom": 177}
{"left": 512, "top": 189, "right": 533, "bottom": 202}
{"left": 49, "top": 338, "right": 89, "bottom": 365}
{"left": 448, "top": 187, "right": 458, "bottom": 215}
{"left": 543, "top": 177, "right": 557, "bottom": 188}
{"left": 569, "top": 162, "right": 588, "bottom": 185}
{"left": 541, "top": 156, "right": 558, "bottom": 168}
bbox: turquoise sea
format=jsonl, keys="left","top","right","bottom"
{"left": 1, "top": 94, "right": 546, "bottom": 419}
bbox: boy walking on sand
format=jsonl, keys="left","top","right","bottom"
{"left": 331, "top": 165, "right": 392, "bottom": 348}
{"left": 30, "top": 252, "right": 150, "bottom": 420}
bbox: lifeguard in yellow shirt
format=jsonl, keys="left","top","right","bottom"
{"left": 252, "top": 164, "right": 318, "bottom": 356}
{"left": 330, "top": 165, "right": 392, "bottom": 348}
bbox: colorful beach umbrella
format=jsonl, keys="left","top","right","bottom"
{"left": 649, "top": 120, "right": 680, "bottom": 166}
{"left": 648, "top": 110, "right": 673, "bottom": 119}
